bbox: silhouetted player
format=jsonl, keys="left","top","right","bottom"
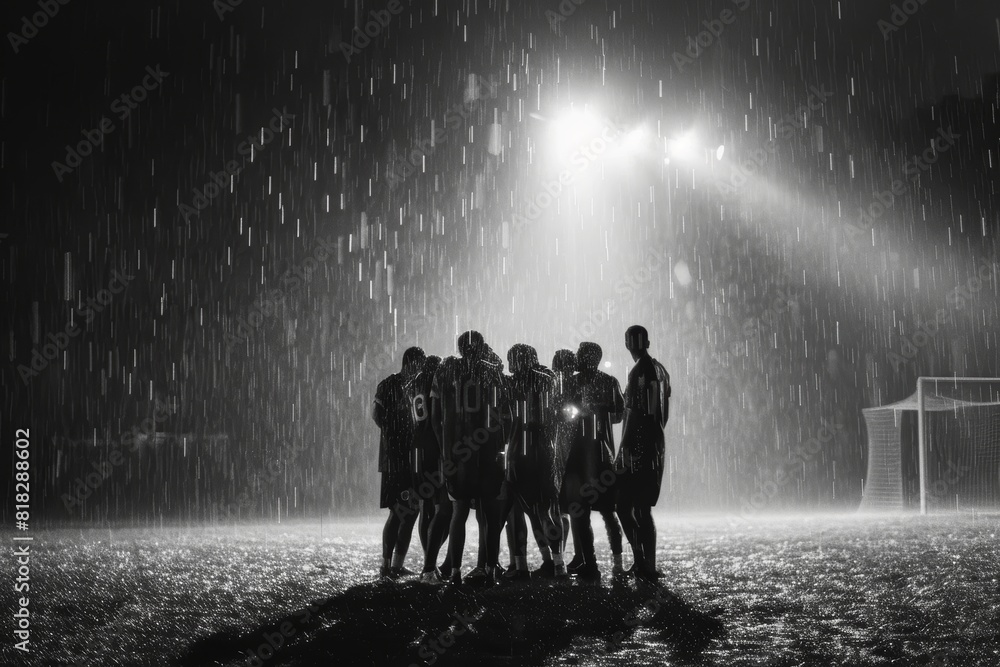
{"left": 551, "top": 349, "right": 579, "bottom": 555}
{"left": 372, "top": 346, "right": 425, "bottom": 579}
{"left": 405, "top": 355, "right": 453, "bottom": 583}
{"left": 565, "top": 342, "right": 626, "bottom": 580}
{"left": 428, "top": 331, "right": 510, "bottom": 586}
{"left": 615, "top": 325, "right": 670, "bottom": 581}
{"left": 503, "top": 344, "right": 566, "bottom": 579}
{"left": 456, "top": 345, "right": 509, "bottom": 586}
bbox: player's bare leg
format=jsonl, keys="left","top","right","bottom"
{"left": 570, "top": 509, "right": 597, "bottom": 573}
{"left": 391, "top": 506, "right": 419, "bottom": 576}
{"left": 417, "top": 500, "right": 434, "bottom": 552}
{"left": 382, "top": 500, "right": 417, "bottom": 579}
{"left": 635, "top": 505, "right": 657, "bottom": 578}
{"left": 461, "top": 504, "right": 491, "bottom": 585}
{"left": 600, "top": 509, "right": 626, "bottom": 575}
{"left": 616, "top": 494, "right": 644, "bottom": 574}
{"left": 446, "top": 500, "right": 472, "bottom": 584}
{"left": 505, "top": 504, "right": 529, "bottom": 577}
{"left": 523, "top": 500, "right": 566, "bottom": 578}
{"left": 481, "top": 493, "right": 514, "bottom": 586}
{"left": 381, "top": 508, "right": 402, "bottom": 578}
{"left": 536, "top": 500, "right": 567, "bottom": 577}
{"left": 420, "top": 500, "right": 453, "bottom": 583}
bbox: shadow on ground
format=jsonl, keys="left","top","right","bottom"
{"left": 175, "top": 577, "right": 726, "bottom": 666}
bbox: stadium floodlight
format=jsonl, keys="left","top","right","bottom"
{"left": 621, "top": 126, "right": 649, "bottom": 153}
{"left": 667, "top": 130, "right": 699, "bottom": 161}
{"left": 859, "top": 376, "right": 1000, "bottom": 514}
{"left": 715, "top": 144, "right": 725, "bottom": 160}
{"left": 549, "top": 107, "right": 605, "bottom": 157}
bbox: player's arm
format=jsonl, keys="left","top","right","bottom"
{"left": 494, "top": 373, "right": 514, "bottom": 439}
{"left": 372, "top": 379, "right": 390, "bottom": 429}
{"left": 658, "top": 365, "right": 671, "bottom": 429}
{"left": 609, "top": 377, "right": 625, "bottom": 425}
{"left": 429, "top": 372, "right": 444, "bottom": 445}
{"left": 618, "top": 369, "right": 642, "bottom": 466}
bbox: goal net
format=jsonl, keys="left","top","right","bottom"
{"left": 860, "top": 377, "right": 1000, "bottom": 513}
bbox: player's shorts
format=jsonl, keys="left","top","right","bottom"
{"left": 446, "top": 445, "right": 504, "bottom": 503}
{"left": 615, "top": 466, "right": 664, "bottom": 507}
{"left": 411, "top": 467, "right": 449, "bottom": 505}
{"left": 563, "top": 437, "right": 616, "bottom": 512}
{"left": 380, "top": 471, "right": 415, "bottom": 509}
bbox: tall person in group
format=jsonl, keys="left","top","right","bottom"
{"left": 428, "top": 331, "right": 511, "bottom": 586}
{"left": 615, "top": 325, "right": 671, "bottom": 581}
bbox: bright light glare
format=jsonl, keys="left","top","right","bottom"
{"left": 622, "top": 126, "right": 648, "bottom": 153}
{"left": 603, "top": 361, "right": 612, "bottom": 368}
{"left": 667, "top": 131, "right": 699, "bottom": 160}
{"left": 716, "top": 144, "right": 725, "bottom": 160}
{"left": 550, "top": 108, "right": 604, "bottom": 156}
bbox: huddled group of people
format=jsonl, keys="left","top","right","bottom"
{"left": 371, "top": 325, "right": 670, "bottom": 586}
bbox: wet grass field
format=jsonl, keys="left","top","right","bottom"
{"left": 5, "top": 513, "right": 999, "bottom": 666}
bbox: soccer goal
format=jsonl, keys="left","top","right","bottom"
{"left": 859, "top": 377, "right": 1000, "bottom": 514}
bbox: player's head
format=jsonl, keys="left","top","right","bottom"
{"left": 423, "top": 355, "right": 442, "bottom": 376}
{"left": 576, "top": 342, "right": 602, "bottom": 370}
{"left": 401, "top": 347, "right": 426, "bottom": 375}
{"left": 507, "top": 343, "right": 538, "bottom": 375}
{"left": 625, "top": 325, "right": 649, "bottom": 355}
{"left": 457, "top": 330, "right": 486, "bottom": 359}
{"left": 552, "top": 349, "right": 576, "bottom": 374}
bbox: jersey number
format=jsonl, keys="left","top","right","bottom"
{"left": 453, "top": 379, "right": 482, "bottom": 414}
{"left": 411, "top": 393, "right": 429, "bottom": 422}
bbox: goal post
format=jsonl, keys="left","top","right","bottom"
{"left": 861, "top": 376, "right": 1000, "bottom": 514}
